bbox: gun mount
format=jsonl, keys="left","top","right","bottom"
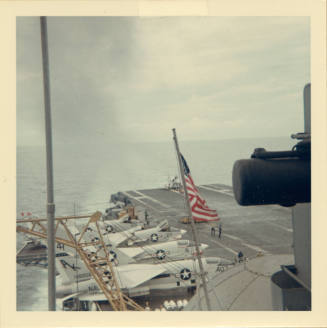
{"left": 232, "top": 83, "right": 311, "bottom": 310}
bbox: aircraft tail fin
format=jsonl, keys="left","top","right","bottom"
{"left": 111, "top": 247, "right": 136, "bottom": 264}
{"left": 55, "top": 254, "right": 84, "bottom": 285}
{"left": 157, "top": 219, "right": 169, "bottom": 231}
{"left": 97, "top": 246, "right": 137, "bottom": 264}
{"left": 56, "top": 247, "right": 136, "bottom": 286}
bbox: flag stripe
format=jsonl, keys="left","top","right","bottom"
{"left": 189, "top": 197, "right": 217, "bottom": 213}
{"left": 181, "top": 154, "right": 219, "bottom": 222}
{"left": 193, "top": 216, "right": 219, "bottom": 222}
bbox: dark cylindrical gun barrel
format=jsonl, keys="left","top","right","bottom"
{"left": 232, "top": 158, "right": 310, "bottom": 206}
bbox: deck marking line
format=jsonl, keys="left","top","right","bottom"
{"left": 223, "top": 233, "right": 242, "bottom": 241}
{"left": 203, "top": 231, "right": 269, "bottom": 255}
{"left": 122, "top": 191, "right": 175, "bottom": 214}
{"left": 199, "top": 185, "right": 234, "bottom": 196}
{"left": 131, "top": 190, "right": 171, "bottom": 208}
{"left": 242, "top": 242, "right": 268, "bottom": 254}
{"left": 266, "top": 221, "right": 293, "bottom": 233}
{"left": 223, "top": 233, "right": 269, "bottom": 254}
{"left": 122, "top": 192, "right": 162, "bottom": 213}
{"left": 202, "top": 232, "right": 238, "bottom": 255}
{"left": 210, "top": 239, "right": 239, "bottom": 255}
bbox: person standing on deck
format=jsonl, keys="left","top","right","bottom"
{"left": 211, "top": 226, "right": 216, "bottom": 236}
{"left": 238, "top": 251, "right": 244, "bottom": 263}
{"left": 144, "top": 210, "right": 149, "bottom": 226}
{"left": 218, "top": 223, "right": 222, "bottom": 239}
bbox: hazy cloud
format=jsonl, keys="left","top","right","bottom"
{"left": 17, "top": 16, "right": 309, "bottom": 146}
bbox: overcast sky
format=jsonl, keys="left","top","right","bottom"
{"left": 16, "top": 16, "right": 310, "bottom": 146}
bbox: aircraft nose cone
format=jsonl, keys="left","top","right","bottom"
{"left": 56, "top": 284, "right": 72, "bottom": 298}
{"left": 200, "top": 243, "right": 209, "bottom": 250}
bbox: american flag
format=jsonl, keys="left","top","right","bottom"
{"left": 181, "top": 154, "right": 219, "bottom": 222}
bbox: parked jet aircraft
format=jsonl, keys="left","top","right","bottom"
{"left": 80, "top": 219, "right": 186, "bottom": 247}
{"left": 126, "top": 221, "right": 187, "bottom": 246}
{"left": 55, "top": 253, "right": 222, "bottom": 300}
{"left": 55, "top": 238, "right": 209, "bottom": 266}
{"left": 17, "top": 236, "right": 202, "bottom": 267}
{"left": 125, "top": 239, "right": 208, "bottom": 262}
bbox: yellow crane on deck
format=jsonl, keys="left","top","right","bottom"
{"left": 16, "top": 211, "right": 144, "bottom": 311}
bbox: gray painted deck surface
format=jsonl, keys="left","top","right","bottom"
{"left": 125, "top": 184, "right": 293, "bottom": 262}
{"left": 124, "top": 184, "right": 294, "bottom": 310}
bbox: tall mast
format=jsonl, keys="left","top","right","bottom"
{"left": 172, "top": 128, "right": 211, "bottom": 310}
{"left": 40, "top": 16, "right": 56, "bottom": 311}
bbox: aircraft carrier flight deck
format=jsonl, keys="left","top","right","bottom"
{"left": 122, "top": 183, "right": 293, "bottom": 263}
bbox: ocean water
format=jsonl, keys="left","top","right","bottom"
{"left": 16, "top": 136, "right": 295, "bottom": 310}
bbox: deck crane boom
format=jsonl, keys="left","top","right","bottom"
{"left": 16, "top": 211, "right": 144, "bottom": 311}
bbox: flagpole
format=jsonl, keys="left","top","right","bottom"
{"left": 40, "top": 16, "right": 56, "bottom": 311}
{"left": 172, "top": 128, "right": 211, "bottom": 311}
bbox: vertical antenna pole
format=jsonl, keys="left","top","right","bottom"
{"left": 172, "top": 128, "right": 211, "bottom": 310}
{"left": 40, "top": 16, "right": 56, "bottom": 311}
{"left": 303, "top": 83, "right": 311, "bottom": 134}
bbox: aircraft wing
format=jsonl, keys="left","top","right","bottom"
{"left": 105, "top": 232, "right": 129, "bottom": 246}
{"left": 118, "top": 247, "right": 145, "bottom": 259}
{"left": 133, "top": 227, "right": 158, "bottom": 241}
{"left": 117, "top": 213, "right": 129, "bottom": 223}
{"left": 106, "top": 226, "right": 140, "bottom": 246}
{"left": 77, "top": 293, "right": 107, "bottom": 302}
{"left": 115, "top": 263, "right": 167, "bottom": 289}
